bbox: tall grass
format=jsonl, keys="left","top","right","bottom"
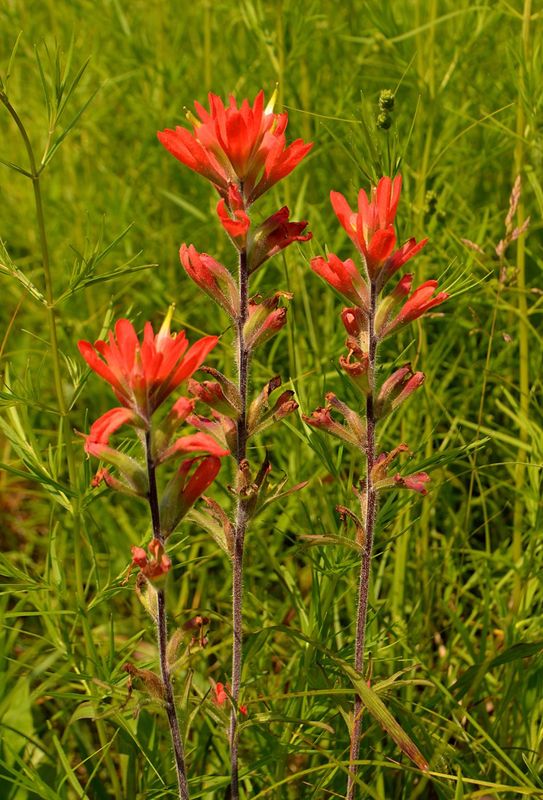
{"left": 0, "top": 0, "right": 541, "bottom": 797}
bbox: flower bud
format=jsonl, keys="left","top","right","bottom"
{"left": 217, "top": 184, "right": 250, "bottom": 248}
{"left": 247, "top": 376, "right": 298, "bottom": 436}
{"left": 188, "top": 411, "right": 237, "bottom": 453}
{"left": 189, "top": 378, "right": 241, "bottom": 419}
{"left": 375, "top": 365, "right": 425, "bottom": 418}
{"left": 378, "top": 280, "right": 448, "bottom": 337}
{"left": 339, "top": 346, "right": 370, "bottom": 395}
{"left": 374, "top": 273, "right": 413, "bottom": 333}
{"left": 303, "top": 393, "right": 366, "bottom": 449}
{"left": 129, "top": 539, "right": 172, "bottom": 581}
{"left": 248, "top": 206, "right": 311, "bottom": 272}
{"left": 311, "top": 254, "right": 369, "bottom": 309}
{"left": 394, "top": 472, "right": 430, "bottom": 494}
{"left": 180, "top": 243, "right": 239, "bottom": 318}
{"left": 243, "top": 293, "right": 291, "bottom": 350}
{"left": 160, "top": 456, "right": 222, "bottom": 535}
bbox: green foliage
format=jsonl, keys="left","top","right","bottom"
{"left": 1, "top": 0, "right": 542, "bottom": 797}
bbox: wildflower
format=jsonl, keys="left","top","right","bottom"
{"left": 375, "top": 366, "right": 425, "bottom": 418}
{"left": 310, "top": 253, "right": 369, "bottom": 308}
{"left": 130, "top": 539, "right": 172, "bottom": 581}
{"left": 180, "top": 244, "right": 239, "bottom": 318}
{"left": 79, "top": 311, "right": 218, "bottom": 419}
{"left": 216, "top": 184, "right": 250, "bottom": 247}
{"left": 248, "top": 206, "right": 311, "bottom": 272}
{"left": 378, "top": 280, "right": 448, "bottom": 336}
{"left": 329, "top": 177, "right": 427, "bottom": 283}
{"left": 160, "top": 456, "right": 224, "bottom": 535}
{"left": 243, "top": 293, "right": 291, "bottom": 350}
{"left": 157, "top": 90, "right": 312, "bottom": 204}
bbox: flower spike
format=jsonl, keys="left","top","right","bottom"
{"left": 79, "top": 313, "right": 218, "bottom": 419}
{"left": 158, "top": 90, "right": 312, "bottom": 204}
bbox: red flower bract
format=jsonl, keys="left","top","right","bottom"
{"left": 330, "top": 176, "right": 427, "bottom": 282}
{"left": 78, "top": 310, "right": 218, "bottom": 419}
{"left": 157, "top": 90, "right": 312, "bottom": 204}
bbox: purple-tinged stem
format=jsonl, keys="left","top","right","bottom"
{"left": 346, "top": 281, "right": 378, "bottom": 800}
{"left": 230, "top": 247, "right": 249, "bottom": 800}
{"left": 145, "top": 432, "right": 190, "bottom": 800}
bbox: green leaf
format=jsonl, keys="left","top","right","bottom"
{"left": 340, "top": 660, "right": 429, "bottom": 772}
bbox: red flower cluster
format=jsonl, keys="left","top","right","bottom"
{"left": 79, "top": 312, "right": 229, "bottom": 556}
{"left": 158, "top": 90, "right": 312, "bottom": 205}
{"left": 311, "top": 176, "right": 447, "bottom": 330}
{"left": 307, "top": 175, "right": 448, "bottom": 497}
{"left": 79, "top": 311, "right": 217, "bottom": 420}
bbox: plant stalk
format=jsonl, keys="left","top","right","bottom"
{"left": 145, "top": 431, "right": 190, "bottom": 800}
{"left": 230, "top": 246, "right": 249, "bottom": 800}
{"left": 511, "top": 0, "right": 532, "bottom": 613}
{"left": 346, "top": 280, "right": 378, "bottom": 800}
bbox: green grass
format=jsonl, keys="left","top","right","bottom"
{"left": 1, "top": 0, "right": 542, "bottom": 797}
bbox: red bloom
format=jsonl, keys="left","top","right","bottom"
{"left": 213, "top": 682, "right": 247, "bottom": 715}
{"left": 84, "top": 407, "right": 140, "bottom": 457}
{"left": 379, "top": 280, "right": 449, "bottom": 336}
{"left": 79, "top": 311, "right": 218, "bottom": 419}
{"left": 376, "top": 366, "right": 425, "bottom": 418}
{"left": 157, "top": 432, "right": 230, "bottom": 466}
{"left": 216, "top": 184, "right": 250, "bottom": 247}
{"left": 157, "top": 90, "right": 312, "bottom": 204}
{"left": 330, "top": 177, "right": 427, "bottom": 281}
{"left": 310, "top": 254, "right": 369, "bottom": 309}
{"left": 243, "top": 293, "right": 291, "bottom": 349}
{"left": 180, "top": 244, "right": 239, "bottom": 318}
{"left": 394, "top": 472, "right": 430, "bottom": 495}
{"left": 341, "top": 307, "right": 367, "bottom": 338}
{"left": 130, "top": 539, "right": 171, "bottom": 581}
{"left": 249, "top": 206, "right": 311, "bottom": 272}
{"left": 160, "top": 455, "right": 224, "bottom": 535}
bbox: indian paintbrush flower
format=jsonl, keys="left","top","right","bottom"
{"left": 157, "top": 90, "right": 313, "bottom": 205}
{"left": 78, "top": 311, "right": 218, "bottom": 420}
{"left": 160, "top": 89, "right": 312, "bottom": 800}
{"left": 307, "top": 174, "right": 445, "bottom": 797}
{"left": 179, "top": 244, "right": 239, "bottom": 318}
{"left": 79, "top": 310, "right": 228, "bottom": 800}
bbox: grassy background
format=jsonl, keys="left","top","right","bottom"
{"left": 1, "top": 0, "right": 542, "bottom": 797}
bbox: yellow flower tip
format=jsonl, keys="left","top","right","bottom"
{"left": 265, "top": 84, "right": 279, "bottom": 116}
{"left": 184, "top": 107, "right": 201, "bottom": 128}
{"left": 158, "top": 304, "right": 176, "bottom": 341}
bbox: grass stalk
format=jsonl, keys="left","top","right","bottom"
{"left": 511, "top": 0, "right": 531, "bottom": 613}
{"left": 145, "top": 430, "right": 190, "bottom": 800}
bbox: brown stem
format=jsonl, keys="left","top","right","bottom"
{"left": 145, "top": 432, "right": 190, "bottom": 800}
{"left": 229, "top": 247, "right": 249, "bottom": 800}
{"left": 346, "top": 281, "right": 378, "bottom": 800}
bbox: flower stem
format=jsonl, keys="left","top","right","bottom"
{"left": 145, "top": 432, "right": 190, "bottom": 800}
{"left": 230, "top": 246, "right": 249, "bottom": 800}
{"left": 346, "top": 280, "right": 378, "bottom": 800}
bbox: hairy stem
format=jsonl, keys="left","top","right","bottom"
{"left": 346, "top": 280, "right": 378, "bottom": 800}
{"left": 230, "top": 247, "right": 249, "bottom": 800}
{"left": 145, "top": 432, "right": 190, "bottom": 800}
